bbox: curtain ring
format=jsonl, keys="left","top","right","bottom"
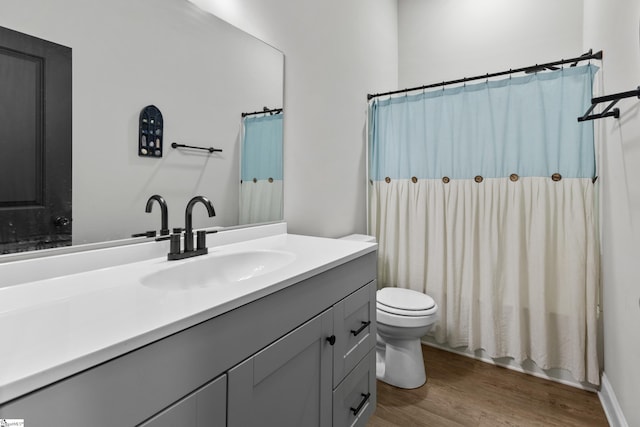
{"left": 385, "top": 177, "right": 391, "bottom": 183}
{"left": 411, "top": 176, "right": 418, "bottom": 183}
{"left": 551, "top": 173, "right": 562, "bottom": 182}
{"left": 253, "top": 178, "right": 257, "bottom": 183}
{"left": 509, "top": 173, "right": 519, "bottom": 182}
{"left": 442, "top": 176, "right": 450, "bottom": 184}
{"left": 268, "top": 177, "right": 274, "bottom": 183}
{"left": 474, "top": 175, "right": 484, "bottom": 183}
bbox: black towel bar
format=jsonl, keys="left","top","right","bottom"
{"left": 171, "top": 142, "right": 222, "bottom": 153}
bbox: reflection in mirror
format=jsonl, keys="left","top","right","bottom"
{"left": 239, "top": 108, "right": 283, "bottom": 225}
{"left": 0, "top": 0, "right": 284, "bottom": 258}
{"left": 0, "top": 25, "right": 72, "bottom": 255}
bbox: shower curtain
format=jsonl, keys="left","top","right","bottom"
{"left": 368, "top": 65, "right": 600, "bottom": 385}
{"left": 239, "top": 113, "right": 283, "bottom": 224}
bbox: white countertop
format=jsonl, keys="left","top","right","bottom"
{"left": 0, "top": 232, "right": 376, "bottom": 405}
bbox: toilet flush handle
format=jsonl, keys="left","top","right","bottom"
{"left": 326, "top": 335, "right": 336, "bottom": 346}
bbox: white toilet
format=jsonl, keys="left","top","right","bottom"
{"left": 339, "top": 234, "right": 439, "bottom": 389}
{"left": 376, "top": 287, "right": 438, "bottom": 389}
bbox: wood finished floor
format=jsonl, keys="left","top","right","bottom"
{"left": 367, "top": 345, "right": 608, "bottom": 427}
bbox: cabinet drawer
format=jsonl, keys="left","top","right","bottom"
{"left": 332, "top": 349, "right": 376, "bottom": 427}
{"left": 138, "top": 374, "right": 226, "bottom": 427}
{"left": 333, "top": 280, "right": 376, "bottom": 386}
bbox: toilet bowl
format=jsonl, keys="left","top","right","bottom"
{"left": 337, "top": 234, "right": 439, "bottom": 390}
{"left": 376, "top": 287, "right": 438, "bottom": 389}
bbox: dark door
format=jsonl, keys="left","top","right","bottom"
{"left": 0, "top": 26, "right": 72, "bottom": 254}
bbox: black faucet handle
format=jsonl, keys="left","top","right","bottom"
{"left": 169, "top": 233, "right": 181, "bottom": 255}
{"left": 132, "top": 230, "right": 157, "bottom": 238}
{"left": 196, "top": 230, "right": 207, "bottom": 251}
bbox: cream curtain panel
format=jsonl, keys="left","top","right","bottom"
{"left": 239, "top": 180, "right": 283, "bottom": 224}
{"left": 368, "top": 65, "right": 600, "bottom": 384}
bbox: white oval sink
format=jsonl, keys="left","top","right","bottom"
{"left": 141, "top": 249, "right": 297, "bottom": 291}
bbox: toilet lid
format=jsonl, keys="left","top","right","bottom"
{"left": 377, "top": 287, "right": 436, "bottom": 317}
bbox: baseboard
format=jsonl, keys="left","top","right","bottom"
{"left": 598, "top": 373, "right": 629, "bottom": 427}
{"left": 421, "top": 339, "right": 598, "bottom": 392}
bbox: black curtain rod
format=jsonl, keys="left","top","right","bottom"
{"left": 242, "top": 108, "right": 283, "bottom": 117}
{"left": 367, "top": 50, "right": 603, "bottom": 101}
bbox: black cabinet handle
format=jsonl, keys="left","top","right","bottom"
{"left": 326, "top": 335, "right": 336, "bottom": 345}
{"left": 350, "top": 321, "right": 371, "bottom": 337}
{"left": 350, "top": 392, "right": 371, "bottom": 416}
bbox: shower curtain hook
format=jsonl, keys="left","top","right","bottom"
{"left": 485, "top": 73, "right": 489, "bottom": 84}
{"left": 509, "top": 69, "right": 512, "bottom": 80}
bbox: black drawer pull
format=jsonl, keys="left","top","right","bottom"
{"left": 350, "top": 392, "right": 371, "bottom": 416}
{"left": 350, "top": 321, "right": 371, "bottom": 337}
{"left": 326, "top": 335, "right": 336, "bottom": 345}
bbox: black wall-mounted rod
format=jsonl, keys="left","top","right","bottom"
{"left": 367, "top": 50, "right": 603, "bottom": 101}
{"left": 171, "top": 142, "right": 222, "bottom": 153}
{"left": 578, "top": 86, "right": 640, "bottom": 122}
{"left": 242, "top": 107, "right": 283, "bottom": 117}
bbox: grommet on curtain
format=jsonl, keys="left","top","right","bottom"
{"left": 240, "top": 179, "right": 243, "bottom": 184}
{"left": 592, "top": 176, "right": 598, "bottom": 183}
{"left": 268, "top": 177, "right": 273, "bottom": 183}
{"left": 385, "top": 177, "right": 391, "bottom": 183}
{"left": 442, "top": 176, "right": 450, "bottom": 184}
{"left": 509, "top": 173, "right": 519, "bottom": 182}
{"left": 369, "top": 179, "right": 373, "bottom": 185}
{"left": 475, "top": 175, "right": 484, "bottom": 183}
{"left": 411, "top": 176, "right": 418, "bottom": 183}
{"left": 551, "top": 173, "right": 562, "bottom": 182}
{"left": 253, "top": 178, "right": 257, "bottom": 183}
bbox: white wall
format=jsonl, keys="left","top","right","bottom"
{"left": 190, "top": 0, "right": 399, "bottom": 237}
{"left": 583, "top": 1, "right": 640, "bottom": 425}
{"left": 0, "top": 0, "right": 283, "bottom": 244}
{"left": 398, "top": 0, "right": 584, "bottom": 88}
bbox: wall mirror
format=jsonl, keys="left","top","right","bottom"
{"left": 0, "top": 0, "right": 284, "bottom": 259}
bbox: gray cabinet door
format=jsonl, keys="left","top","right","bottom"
{"left": 228, "top": 309, "right": 334, "bottom": 427}
{"left": 138, "top": 374, "right": 227, "bottom": 427}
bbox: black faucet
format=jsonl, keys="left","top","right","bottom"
{"left": 145, "top": 195, "right": 170, "bottom": 236}
{"left": 168, "top": 196, "right": 216, "bottom": 260}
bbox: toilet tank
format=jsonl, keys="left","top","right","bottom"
{"left": 339, "top": 234, "right": 376, "bottom": 243}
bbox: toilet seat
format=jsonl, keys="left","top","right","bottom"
{"left": 377, "top": 288, "right": 437, "bottom": 317}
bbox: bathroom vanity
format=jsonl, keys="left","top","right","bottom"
{"left": 0, "top": 226, "right": 377, "bottom": 427}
